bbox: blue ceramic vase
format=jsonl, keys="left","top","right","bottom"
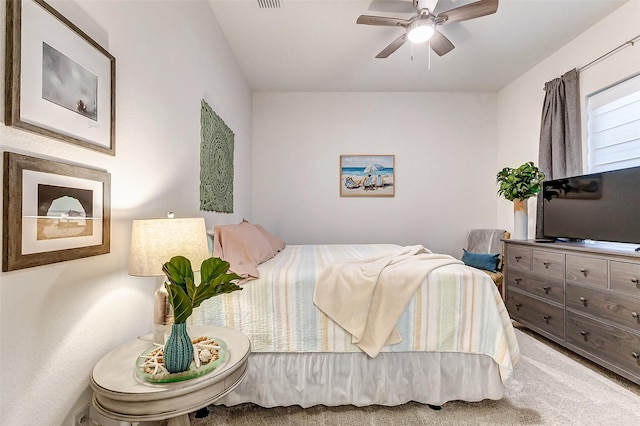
{"left": 164, "top": 322, "right": 193, "bottom": 373}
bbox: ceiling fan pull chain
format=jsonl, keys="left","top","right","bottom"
{"left": 428, "top": 40, "right": 431, "bottom": 71}
{"left": 411, "top": 42, "right": 414, "bottom": 62}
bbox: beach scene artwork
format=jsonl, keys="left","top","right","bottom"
{"left": 340, "top": 155, "right": 395, "bottom": 197}
{"left": 36, "top": 184, "right": 94, "bottom": 240}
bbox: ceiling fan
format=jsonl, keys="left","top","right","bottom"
{"left": 357, "top": 0, "right": 499, "bottom": 58}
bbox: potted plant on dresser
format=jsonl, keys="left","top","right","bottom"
{"left": 496, "top": 161, "right": 545, "bottom": 240}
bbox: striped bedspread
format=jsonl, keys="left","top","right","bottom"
{"left": 189, "top": 244, "right": 520, "bottom": 380}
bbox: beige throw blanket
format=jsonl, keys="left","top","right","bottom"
{"left": 313, "top": 245, "right": 462, "bottom": 357}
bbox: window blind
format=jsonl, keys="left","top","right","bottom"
{"left": 586, "top": 73, "right": 640, "bottom": 173}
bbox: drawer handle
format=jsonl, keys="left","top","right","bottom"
{"left": 543, "top": 315, "right": 550, "bottom": 324}
{"left": 514, "top": 278, "right": 522, "bottom": 284}
{"left": 580, "top": 330, "right": 589, "bottom": 341}
{"left": 632, "top": 312, "right": 639, "bottom": 319}
{"left": 633, "top": 352, "right": 639, "bottom": 360}
{"left": 515, "top": 303, "right": 522, "bottom": 310}
{"left": 632, "top": 278, "right": 639, "bottom": 284}
{"left": 543, "top": 286, "right": 550, "bottom": 294}
{"left": 514, "top": 256, "right": 522, "bottom": 262}
{"left": 579, "top": 268, "right": 588, "bottom": 276}
{"left": 579, "top": 296, "right": 588, "bottom": 307}
{"left": 543, "top": 261, "right": 551, "bottom": 269}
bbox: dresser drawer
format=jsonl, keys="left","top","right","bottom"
{"left": 567, "top": 312, "right": 640, "bottom": 379}
{"left": 566, "top": 283, "right": 640, "bottom": 332}
{"left": 532, "top": 250, "right": 564, "bottom": 279}
{"left": 507, "top": 268, "right": 564, "bottom": 304}
{"left": 611, "top": 261, "right": 640, "bottom": 297}
{"left": 506, "top": 246, "right": 531, "bottom": 270}
{"left": 507, "top": 291, "right": 564, "bottom": 339}
{"left": 566, "top": 255, "right": 608, "bottom": 288}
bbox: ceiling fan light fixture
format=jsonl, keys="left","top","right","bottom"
{"left": 407, "top": 20, "right": 435, "bottom": 44}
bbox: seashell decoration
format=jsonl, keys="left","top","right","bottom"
{"left": 139, "top": 336, "right": 221, "bottom": 374}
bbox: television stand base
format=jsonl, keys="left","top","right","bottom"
{"left": 555, "top": 238, "right": 585, "bottom": 243}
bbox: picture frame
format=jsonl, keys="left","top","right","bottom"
{"left": 5, "top": 0, "right": 116, "bottom": 155}
{"left": 2, "top": 152, "right": 111, "bottom": 271}
{"left": 340, "top": 155, "right": 395, "bottom": 197}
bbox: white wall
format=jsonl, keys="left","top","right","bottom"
{"left": 0, "top": 1, "right": 251, "bottom": 424}
{"left": 252, "top": 92, "right": 498, "bottom": 256}
{"left": 497, "top": 1, "right": 640, "bottom": 237}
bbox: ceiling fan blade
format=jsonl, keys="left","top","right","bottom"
{"left": 376, "top": 33, "right": 407, "bottom": 58}
{"left": 429, "top": 30, "right": 455, "bottom": 56}
{"left": 437, "top": 0, "right": 498, "bottom": 24}
{"left": 357, "top": 15, "right": 410, "bottom": 27}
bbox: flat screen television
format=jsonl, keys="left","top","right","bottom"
{"left": 542, "top": 166, "right": 640, "bottom": 245}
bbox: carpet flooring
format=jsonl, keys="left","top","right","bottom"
{"left": 189, "top": 326, "right": 640, "bottom": 425}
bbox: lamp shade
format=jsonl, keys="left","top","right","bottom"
{"left": 128, "top": 217, "right": 210, "bottom": 276}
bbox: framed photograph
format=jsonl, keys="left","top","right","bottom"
{"left": 340, "top": 155, "right": 395, "bottom": 197}
{"left": 5, "top": 0, "right": 116, "bottom": 155}
{"left": 2, "top": 152, "right": 111, "bottom": 271}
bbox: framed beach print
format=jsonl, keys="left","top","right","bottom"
{"left": 340, "top": 155, "right": 395, "bottom": 197}
{"left": 5, "top": 0, "right": 116, "bottom": 155}
{"left": 2, "top": 152, "right": 111, "bottom": 271}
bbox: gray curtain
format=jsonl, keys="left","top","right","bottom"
{"left": 536, "top": 69, "right": 583, "bottom": 238}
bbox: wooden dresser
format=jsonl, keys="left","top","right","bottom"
{"left": 504, "top": 239, "right": 640, "bottom": 385}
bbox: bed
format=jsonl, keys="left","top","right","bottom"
{"left": 189, "top": 222, "right": 520, "bottom": 408}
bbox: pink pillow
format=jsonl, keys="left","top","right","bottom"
{"left": 212, "top": 220, "right": 284, "bottom": 279}
{"left": 253, "top": 223, "right": 286, "bottom": 253}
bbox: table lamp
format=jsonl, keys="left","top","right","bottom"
{"left": 128, "top": 215, "right": 211, "bottom": 344}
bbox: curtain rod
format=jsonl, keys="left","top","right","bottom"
{"left": 578, "top": 34, "right": 640, "bottom": 73}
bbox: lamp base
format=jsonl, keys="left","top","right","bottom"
{"left": 153, "top": 286, "right": 174, "bottom": 345}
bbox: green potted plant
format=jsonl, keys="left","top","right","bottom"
{"left": 161, "top": 255, "right": 242, "bottom": 373}
{"left": 496, "top": 161, "right": 545, "bottom": 240}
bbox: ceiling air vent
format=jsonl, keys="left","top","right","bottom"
{"left": 257, "top": 0, "right": 281, "bottom": 8}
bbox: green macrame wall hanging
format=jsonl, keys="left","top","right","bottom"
{"left": 200, "top": 99, "right": 234, "bottom": 213}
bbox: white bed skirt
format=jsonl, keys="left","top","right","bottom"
{"left": 216, "top": 351, "right": 505, "bottom": 408}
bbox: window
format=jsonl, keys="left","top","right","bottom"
{"left": 586, "top": 73, "right": 640, "bottom": 173}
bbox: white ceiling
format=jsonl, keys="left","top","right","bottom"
{"left": 208, "top": 0, "right": 630, "bottom": 92}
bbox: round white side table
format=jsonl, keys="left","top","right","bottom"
{"left": 90, "top": 325, "right": 250, "bottom": 426}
